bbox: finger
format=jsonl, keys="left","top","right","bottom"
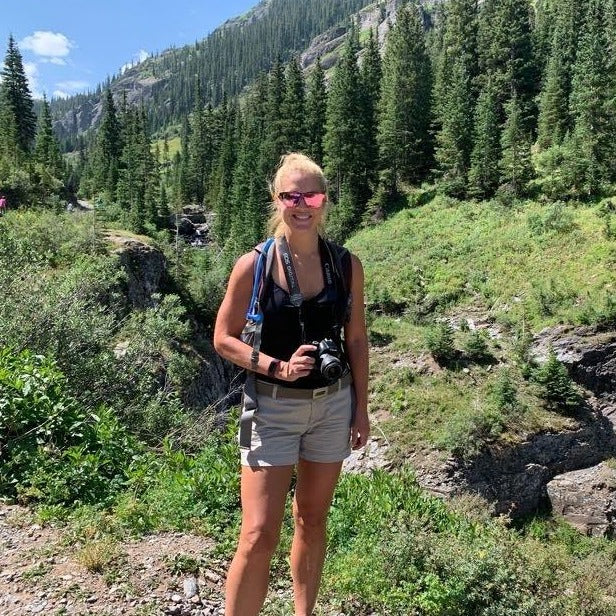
{"left": 296, "top": 344, "right": 318, "bottom": 356}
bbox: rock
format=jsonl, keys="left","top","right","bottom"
{"left": 183, "top": 576, "right": 199, "bottom": 599}
{"left": 106, "top": 233, "right": 166, "bottom": 309}
{"left": 203, "top": 570, "right": 221, "bottom": 584}
{"left": 171, "top": 594, "right": 183, "bottom": 603}
{"left": 547, "top": 462, "right": 616, "bottom": 537}
{"left": 177, "top": 217, "right": 196, "bottom": 236}
{"left": 531, "top": 325, "right": 616, "bottom": 396}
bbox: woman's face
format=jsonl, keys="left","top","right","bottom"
{"left": 276, "top": 170, "right": 326, "bottom": 234}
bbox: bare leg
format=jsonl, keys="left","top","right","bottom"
{"left": 291, "top": 459, "right": 343, "bottom": 616}
{"left": 225, "top": 464, "right": 294, "bottom": 616}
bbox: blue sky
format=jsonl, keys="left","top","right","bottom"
{"left": 2, "top": 0, "right": 259, "bottom": 100}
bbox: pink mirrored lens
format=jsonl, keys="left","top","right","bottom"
{"left": 279, "top": 192, "right": 325, "bottom": 208}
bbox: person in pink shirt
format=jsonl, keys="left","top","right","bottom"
{"left": 0, "top": 195, "right": 6, "bottom": 216}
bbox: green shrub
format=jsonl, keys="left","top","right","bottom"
{"left": 0, "top": 348, "right": 139, "bottom": 505}
{"left": 527, "top": 201, "right": 577, "bottom": 236}
{"left": 463, "top": 330, "right": 492, "bottom": 362}
{"left": 534, "top": 349, "right": 582, "bottom": 414}
{"left": 426, "top": 322, "right": 456, "bottom": 363}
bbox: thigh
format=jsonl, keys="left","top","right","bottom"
{"left": 293, "top": 459, "right": 343, "bottom": 521}
{"left": 300, "top": 386, "right": 353, "bottom": 464}
{"left": 239, "top": 464, "right": 295, "bottom": 532}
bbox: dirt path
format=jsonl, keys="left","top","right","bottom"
{"left": 0, "top": 504, "right": 226, "bottom": 615}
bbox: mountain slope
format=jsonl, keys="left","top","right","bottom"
{"left": 50, "top": 0, "right": 377, "bottom": 146}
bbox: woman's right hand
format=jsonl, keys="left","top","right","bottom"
{"left": 280, "top": 344, "right": 317, "bottom": 381}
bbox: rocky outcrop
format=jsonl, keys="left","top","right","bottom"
{"left": 547, "top": 462, "right": 616, "bottom": 538}
{"left": 532, "top": 325, "right": 616, "bottom": 396}
{"left": 412, "top": 323, "right": 616, "bottom": 520}
{"left": 416, "top": 410, "right": 616, "bottom": 517}
{"left": 106, "top": 232, "right": 232, "bottom": 412}
{"left": 106, "top": 233, "right": 166, "bottom": 309}
{"left": 171, "top": 206, "right": 213, "bottom": 247}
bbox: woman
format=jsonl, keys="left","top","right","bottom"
{"left": 214, "top": 152, "right": 369, "bottom": 616}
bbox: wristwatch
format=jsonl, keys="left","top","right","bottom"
{"left": 268, "top": 359, "right": 281, "bottom": 377}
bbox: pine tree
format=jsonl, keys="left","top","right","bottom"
{"left": 305, "top": 58, "right": 327, "bottom": 166}
{"left": 434, "top": 57, "right": 474, "bottom": 197}
{"left": 360, "top": 28, "right": 382, "bottom": 194}
{"left": 433, "top": 0, "right": 478, "bottom": 197}
{"left": 378, "top": 3, "right": 432, "bottom": 191}
{"left": 603, "top": 0, "right": 616, "bottom": 183}
{"left": 569, "top": 0, "right": 611, "bottom": 195}
{"left": 468, "top": 78, "right": 501, "bottom": 198}
{"left": 90, "top": 89, "right": 122, "bottom": 198}
{"left": 477, "top": 0, "right": 536, "bottom": 130}
{"left": 261, "top": 59, "right": 287, "bottom": 174}
{"left": 0, "top": 35, "right": 36, "bottom": 153}
{"left": 177, "top": 116, "right": 192, "bottom": 204}
{"left": 230, "top": 99, "right": 268, "bottom": 252}
{"left": 533, "top": 0, "right": 557, "bottom": 79}
{"left": 188, "top": 102, "right": 213, "bottom": 205}
{"left": 323, "top": 23, "right": 371, "bottom": 239}
{"left": 0, "top": 93, "right": 21, "bottom": 166}
{"left": 211, "top": 99, "right": 239, "bottom": 243}
{"left": 34, "top": 95, "right": 64, "bottom": 178}
{"left": 279, "top": 57, "right": 307, "bottom": 153}
{"left": 536, "top": 0, "right": 580, "bottom": 149}
{"left": 433, "top": 0, "right": 478, "bottom": 119}
{"left": 500, "top": 92, "right": 533, "bottom": 197}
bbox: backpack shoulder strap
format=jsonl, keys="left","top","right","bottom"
{"left": 323, "top": 239, "right": 353, "bottom": 324}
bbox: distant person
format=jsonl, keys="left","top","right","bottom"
{"left": 214, "top": 153, "right": 370, "bottom": 616}
{"left": 0, "top": 195, "right": 6, "bottom": 216}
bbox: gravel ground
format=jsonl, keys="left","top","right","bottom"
{"left": 0, "top": 504, "right": 226, "bottom": 615}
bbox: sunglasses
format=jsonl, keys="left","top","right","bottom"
{"left": 278, "top": 191, "right": 326, "bottom": 208}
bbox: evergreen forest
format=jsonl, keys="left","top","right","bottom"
{"left": 2, "top": 0, "right": 616, "bottom": 614}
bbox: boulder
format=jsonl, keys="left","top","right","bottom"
{"left": 106, "top": 233, "right": 166, "bottom": 309}
{"left": 547, "top": 462, "right": 616, "bottom": 538}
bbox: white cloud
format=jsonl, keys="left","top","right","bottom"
{"left": 120, "top": 49, "right": 150, "bottom": 74}
{"left": 23, "top": 61, "right": 43, "bottom": 99}
{"left": 20, "top": 31, "right": 73, "bottom": 59}
{"left": 55, "top": 80, "right": 90, "bottom": 92}
{"left": 53, "top": 90, "right": 69, "bottom": 99}
{"left": 47, "top": 57, "right": 67, "bottom": 66}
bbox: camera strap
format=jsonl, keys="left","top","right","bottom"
{"left": 277, "top": 235, "right": 338, "bottom": 343}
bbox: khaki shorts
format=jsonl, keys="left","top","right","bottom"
{"left": 240, "top": 385, "right": 353, "bottom": 467}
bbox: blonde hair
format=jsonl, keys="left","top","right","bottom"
{"left": 267, "top": 152, "right": 328, "bottom": 237}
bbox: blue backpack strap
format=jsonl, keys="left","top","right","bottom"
{"left": 246, "top": 236, "right": 276, "bottom": 323}
{"left": 239, "top": 237, "right": 275, "bottom": 450}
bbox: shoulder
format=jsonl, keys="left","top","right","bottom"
{"left": 349, "top": 252, "right": 364, "bottom": 281}
{"left": 229, "top": 250, "right": 258, "bottom": 283}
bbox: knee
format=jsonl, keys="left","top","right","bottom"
{"left": 293, "top": 508, "right": 328, "bottom": 534}
{"left": 237, "top": 525, "right": 281, "bottom": 558}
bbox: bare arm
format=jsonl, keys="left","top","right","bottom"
{"left": 344, "top": 253, "right": 370, "bottom": 449}
{"left": 213, "top": 252, "right": 315, "bottom": 381}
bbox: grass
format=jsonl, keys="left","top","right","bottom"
{"left": 346, "top": 195, "right": 615, "bottom": 461}
{"left": 348, "top": 195, "right": 616, "bottom": 330}
{"left": 76, "top": 539, "right": 119, "bottom": 573}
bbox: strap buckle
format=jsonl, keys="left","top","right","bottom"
{"left": 312, "top": 386, "right": 329, "bottom": 399}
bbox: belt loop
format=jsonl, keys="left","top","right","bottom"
{"left": 272, "top": 384, "right": 278, "bottom": 400}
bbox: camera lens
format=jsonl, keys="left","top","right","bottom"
{"left": 320, "top": 354, "right": 343, "bottom": 381}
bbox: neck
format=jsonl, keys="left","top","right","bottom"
{"left": 283, "top": 229, "right": 320, "bottom": 257}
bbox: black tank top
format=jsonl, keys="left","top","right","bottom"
{"left": 259, "top": 279, "right": 348, "bottom": 389}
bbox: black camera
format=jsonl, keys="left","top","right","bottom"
{"left": 310, "top": 338, "right": 344, "bottom": 382}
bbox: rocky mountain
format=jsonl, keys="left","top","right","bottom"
{"left": 50, "top": 0, "right": 383, "bottom": 145}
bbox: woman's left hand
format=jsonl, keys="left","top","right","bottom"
{"left": 350, "top": 410, "right": 370, "bottom": 450}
